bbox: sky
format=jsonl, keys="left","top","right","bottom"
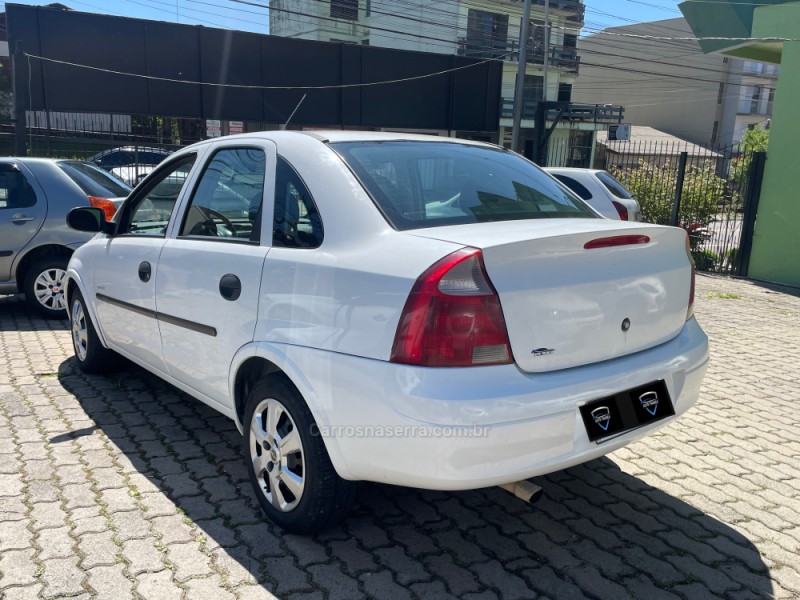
{"left": 1, "top": 0, "right": 686, "bottom": 36}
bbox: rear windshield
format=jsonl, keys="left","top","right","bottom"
{"left": 331, "top": 141, "right": 596, "bottom": 230}
{"left": 58, "top": 161, "right": 131, "bottom": 198}
{"left": 596, "top": 171, "right": 632, "bottom": 199}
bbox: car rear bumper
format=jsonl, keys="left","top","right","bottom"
{"left": 270, "top": 317, "right": 709, "bottom": 490}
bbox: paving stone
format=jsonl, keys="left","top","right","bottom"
{"left": 135, "top": 569, "right": 182, "bottom": 600}
{"left": 79, "top": 530, "right": 119, "bottom": 569}
{"left": 0, "top": 519, "right": 34, "bottom": 551}
{"left": 87, "top": 563, "right": 133, "bottom": 597}
{"left": 308, "top": 562, "right": 366, "bottom": 600}
{"left": 0, "top": 548, "right": 38, "bottom": 587}
{"left": 425, "top": 554, "right": 481, "bottom": 596}
{"left": 122, "top": 538, "right": 165, "bottom": 573}
{"left": 1, "top": 584, "right": 46, "bottom": 600}
{"left": 166, "top": 541, "right": 213, "bottom": 580}
{"left": 263, "top": 556, "right": 313, "bottom": 595}
{"left": 375, "top": 546, "right": 431, "bottom": 585}
{"left": 29, "top": 501, "right": 68, "bottom": 530}
{"left": 3, "top": 261, "right": 800, "bottom": 600}
{"left": 360, "top": 570, "right": 413, "bottom": 600}
{"left": 150, "top": 513, "right": 194, "bottom": 545}
{"left": 212, "top": 544, "right": 261, "bottom": 586}
{"left": 38, "top": 525, "right": 75, "bottom": 560}
{"left": 183, "top": 574, "right": 237, "bottom": 600}
{"left": 41, "top": 556, "right": 86, "bottom": 598}
{"left": 236, "top": 585, "right": 282, "bottom": 600}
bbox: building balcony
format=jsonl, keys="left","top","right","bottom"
{"left": 458, "top": 40, "right": 580, "bottom": 73}
{"left": 501, "top": 99, "right": 624, "bottom": 124}
{"left": 531, "top": 0, "right": 585, "bottom": 16}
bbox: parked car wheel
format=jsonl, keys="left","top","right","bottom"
{"left": 244, "top": 375, "right": 356, "bottom": 534}
{"left": 70, "top": 289, "right": 117, "bottom": 374}
{"left": 24, "top": 257, "right": 70, "bottom": 318}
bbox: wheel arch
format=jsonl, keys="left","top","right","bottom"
{"left": 63, "top": 270, "right": 110, "bottom": 348}
{"left": 230, "top": 343, "right": 355, "bottom": 481}
{"left": 15, "top": 244, "right": 73, "bottom": 293}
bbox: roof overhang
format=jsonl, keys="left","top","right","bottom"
{"left": 679, "top": 0, "right": 797, "bottom": 64}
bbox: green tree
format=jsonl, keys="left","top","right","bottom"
{"left": 731, "top": 126, "right": 769, "bottom": 186}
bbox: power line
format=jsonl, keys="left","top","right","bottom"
{"left": 23, "top": 50, "right": 507, "bottom": 90}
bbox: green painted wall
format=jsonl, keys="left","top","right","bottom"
{"left": 746, "top": 4, "right": 800, "bottom": 287}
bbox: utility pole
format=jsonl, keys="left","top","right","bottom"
{"left": 511, "top": 0, "right": 532, "bottom": 153}
{"left": 11, "top": 41, "right": 27, "bottom": 156}
{"left": 542, "top": 0, "right": 550, "bottom": 103}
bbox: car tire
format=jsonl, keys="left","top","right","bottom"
{"left": 244, "top": 374, "right": 356, "bottom": 534}
{"left": 69, "top": 288, "right": 117, "bottom": 374}
{"left": 24, "top": 256, "right": 70, "bottom": 319}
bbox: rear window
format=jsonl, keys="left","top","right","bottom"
{"left": 58, "top": 161, "right": 131, "bottom": 198}
{"left": 552, "top": 174, "right": 593, "bottom": 201}
{"left": 595, "top": 171, "right": 632, "bottom": 199}
{"left": 331, "top": 141, "right": 596, "bottom": 230}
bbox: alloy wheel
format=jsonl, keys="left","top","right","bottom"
{"left": 71, "top": 299, "right": 88, "bottom": 361}
{"left": 249, "top": 398, "right": 305, "bottom": 512}
{"left": 33, "top": 268, "right": 67, "bottom": 311}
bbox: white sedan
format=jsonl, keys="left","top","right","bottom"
{"left": 65, "top": 131, "right": 708, "bottom": 534}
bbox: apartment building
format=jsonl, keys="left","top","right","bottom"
{"left": 269, "top": 0, "right": 622, "bottom": 166}
{"left": 572, "top": 17, "right": 777, "bottom": 147}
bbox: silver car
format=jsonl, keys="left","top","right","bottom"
{"left": 0, "top": 158, "right": 130, "bottom": 317}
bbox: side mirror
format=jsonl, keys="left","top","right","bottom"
{"left": 67, "top": 207, "right": 115, "bottom": 235}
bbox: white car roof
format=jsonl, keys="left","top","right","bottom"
{"left": 184, "top": 130, "right": 499, "bottom": 149}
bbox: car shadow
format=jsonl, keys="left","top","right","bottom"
{"left": 55, "top": 357, "right": 774, "bottom": 599}
{"left": 0, "top": 294, "right": 68, "bottom": 332}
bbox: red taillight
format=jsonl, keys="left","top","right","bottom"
{"left": 612, "top": 200, "right": 629, "bottom": 221}
{"left": 391, "top": 248, "right": 513, "bottom": 367}
{"left": 685, "top": 232, "right": 696, "bottom": 320}
{"left": 584, "top": 235, "right": 650, "bottom": 249}
{"left": 88, "top": 196, "right": 117, "bottom": 221}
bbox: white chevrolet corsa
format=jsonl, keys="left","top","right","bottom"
{"left": 65, "top": 131, "right": 709, "bottom": 533}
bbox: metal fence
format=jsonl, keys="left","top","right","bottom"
{"left": 593, "top": 141, "right": 766, "bottom": 276}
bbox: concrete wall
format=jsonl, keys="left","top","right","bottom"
{"left": 573, "top": 18, "right": 725, "bottom": 147}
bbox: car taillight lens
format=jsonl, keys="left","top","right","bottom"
{"left": 612, "top": 200, "right": 629, "bottom": 221}
{"left": 88, "top": 196, "right": 117, "bottom": 221}
{"left": 391, "top": 248, "right": 513, "bottom": 367}
{"left": 685, "top": 232, "right": 696, "bottom": 320}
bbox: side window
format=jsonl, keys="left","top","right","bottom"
{"left": 0, "top": 168, "right": 37, "bottom": 209}
{"left": 553, "top": 174, "right": 593, "bottom": 201}
{"left": 120, "top": 156, "right": 196, "bottom": 236}
{"left": 179, "top": 148, "right": 265, "bottom": 243}
{"left": 273, "top": 157, "right": 323, "bottom": 248}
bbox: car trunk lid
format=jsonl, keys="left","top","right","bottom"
{"left": 407, "top": 220, "right": 691, "bottom": 372}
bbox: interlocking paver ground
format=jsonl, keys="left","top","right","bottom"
{"left": 1, "top": 273, "right": 799, "bottom": 599}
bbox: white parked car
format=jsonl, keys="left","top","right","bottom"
{"left": 545, "top": 167, "right": 642, "bottom": 221}
{"left": 65, "top": 132, "right": 708, "bottom": 534}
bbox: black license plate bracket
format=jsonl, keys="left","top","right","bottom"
{"left": 580, "top": 380, "right": 674, "bottom": 442}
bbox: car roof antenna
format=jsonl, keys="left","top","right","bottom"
{"left": 281, "top": 94, "right": 307, "bottom": 131}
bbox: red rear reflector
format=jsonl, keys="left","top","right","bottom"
{"left": 88, "top": 196, "right": 117, "bottom": 221}
{"left": 584, "top": 235, "right": 650, "bottom": 249}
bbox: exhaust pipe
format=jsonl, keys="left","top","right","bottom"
{"left": 499, "top": 480, "right": 543, "bottom": 504}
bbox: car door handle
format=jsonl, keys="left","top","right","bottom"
{"left": 219, "top": 274, "right": 241, "bottom": 301}
{"left": 138, "top": 261, "right": 152, "bottom": 283}
{"left": 10, "top": 213, "right": 35, "bottom": 224}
